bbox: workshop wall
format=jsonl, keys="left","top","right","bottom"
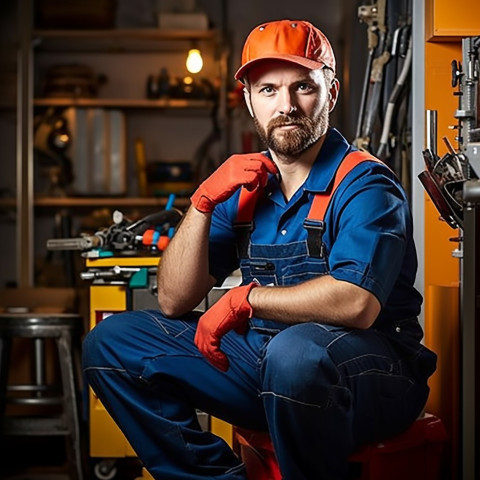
{"left": 0, "top": 1, "right": 19, "bottom": 290}
{"left": 0, "top": 0, "right": 367, "bottom": 286}
{"left": 0, "top": 0, "right": 366, "bottom": 289}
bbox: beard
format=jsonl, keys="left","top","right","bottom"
{"left": 253, "top": 103, "right": 330, "bottom": 159}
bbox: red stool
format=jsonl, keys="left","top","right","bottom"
{"left": 234, "top": 413, "right": 447, "bottom": 480}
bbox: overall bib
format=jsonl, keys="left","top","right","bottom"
{"left": 83, "top": 153, "right": 436, "bottom": 480}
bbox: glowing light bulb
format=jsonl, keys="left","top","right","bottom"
{"left": 186, "top": 48, "right": 203, "bottom": 74}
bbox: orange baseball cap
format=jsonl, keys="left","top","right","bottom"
{"left": 234, "top": 20, "right": 336, "bottom": 82}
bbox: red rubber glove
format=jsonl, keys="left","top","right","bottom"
{"left": 194, "top": 283, "right": 258, "bottom": 371}
{"left": 191, "top": 154, "right": 278, "bottom": 213}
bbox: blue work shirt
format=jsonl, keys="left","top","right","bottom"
{"left": 208, "top": 128, "right": 422, "bottom": 326}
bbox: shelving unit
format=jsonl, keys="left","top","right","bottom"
{"left": 10, "top": 0, "right": 229, "bottom": 287}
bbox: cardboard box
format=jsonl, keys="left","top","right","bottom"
{"left": 158, "top": 12, "right": 209, "bottom": 30}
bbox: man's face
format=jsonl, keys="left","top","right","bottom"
{"left": 245, "top": 60, "right": 336, "bottom": 158}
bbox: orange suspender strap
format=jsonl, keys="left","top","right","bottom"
{"left": 304, "top": 150, "right": 383, "bottom": 258}
{"left": 236, "top": 186, "right": 262, "bottom": 224}
{"left": 234, "top": 186, "right": 261, "bottom": 258}
{"left": 306, "top": 150, "right": 382, "bottom": 221}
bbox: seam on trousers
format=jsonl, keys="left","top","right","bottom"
{"left": 337, "top": 353, "right": 391, "bottom": 369}
{"left": 345, "top": 371, "right": 415, "bottom": 385}
{"left": 141, "top": 310, "right": 190, "bottom": 337}
{"left": 312, "top": 323, "right": 351, "bottom": 348}
{"left": 85, "top": 365, "right": 150, "bottom": 384}
{"left": 83, "top": 366, "right": 127, "bottom": 374}
{"left": 260, "top": 390, "right": 348, "bottom": 409}
{"left": 225, "top": 463, "right": 247, "bottom": 475}
{"left": 326, "top": 331, "right": 350, "bottom": 348}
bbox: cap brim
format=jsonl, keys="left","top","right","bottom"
{"left": 234, "top": 54, "right": 327, "bottom": 82}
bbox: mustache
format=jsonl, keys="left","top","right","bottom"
{"left": 267, "top": 114, "right": 311, "bottom": 131}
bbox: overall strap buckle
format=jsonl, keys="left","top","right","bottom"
{"left": 234, "top": 186, "right": 262, "bottom": 259}
{"left": 234, "top": 221, "right": 254, "bottom": 259}
{"left": 303, "top": 218, "right": 326, "bottom": 258}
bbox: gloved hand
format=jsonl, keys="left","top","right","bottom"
{"left": 194, "top": 282, "right": 258, "bottom": 371}
{"left": 190, "top": 153, "right": 278, "bottom": 213}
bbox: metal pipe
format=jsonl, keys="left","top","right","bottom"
{"left": 426, "top": 109, "right": 438, "bottom": 156}
{"left": 17, "top": 0, "right": 34, "bottom": 287}
{"left": 34, "top": 338, "right": 46, "bottom": 397}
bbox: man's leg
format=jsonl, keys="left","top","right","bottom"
{"left": 82, "top": 309, "right": 269, "bottom": 480}
{"left": 260, "top": 322, "right": 433, "bottom": 480}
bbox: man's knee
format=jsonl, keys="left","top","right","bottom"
{"left": 82, "top": 311, "right": 134, "bottom": 369}
{"left": 261, "top": 324, "right": 347, "bottom": 405}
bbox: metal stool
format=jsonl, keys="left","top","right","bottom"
{"left": 0, "top": 313, "right": 84, "bottom": 480}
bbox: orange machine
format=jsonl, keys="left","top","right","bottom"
{"left": 423, "top": 2, "right": 480, "bottom": 478}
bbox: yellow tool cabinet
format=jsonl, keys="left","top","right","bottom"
{"left": 85, "top": 255, "right": 233, "bottom": 479}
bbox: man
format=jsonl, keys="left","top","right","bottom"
{"left": 83, "top": 20, "right": 437, "bottom": 480}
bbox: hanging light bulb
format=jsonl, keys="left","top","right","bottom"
{"left": 186, "top": 48, "right": 203, "bottom": 74}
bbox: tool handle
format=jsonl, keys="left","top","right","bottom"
{"left": 46, "top": 235, "right": 102, "bottom": 251}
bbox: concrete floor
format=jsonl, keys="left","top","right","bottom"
{"left": 0, "top": 436, "right": 143, "bottom": 480}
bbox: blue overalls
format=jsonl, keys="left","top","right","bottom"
{"left": 83, "top": 133, "right": 437, "bottom": 480}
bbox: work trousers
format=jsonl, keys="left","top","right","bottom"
{"left": 83, "top": 309, "right": 435, "bottom": 480}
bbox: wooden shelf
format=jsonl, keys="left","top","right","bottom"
{"left": 34, "top": 28, "right": 217, "bottom": 41}
{"left": 35, "top": 196, "right": 189, "bottom": 208}
{"left": 0, "top": 198, "right": 16, "bottom": 208}
{"left": 33, "top": 28, "right": 219, "bottom": 53}
{"left": 0, "top": 197, "right": 190, "bottom": 209}
{"left": 34, "top": 97, "right": 215, "bottom": 109}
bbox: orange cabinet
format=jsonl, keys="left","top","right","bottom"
{"left": 426, "top": 0, "right": 480, "bottom": 40}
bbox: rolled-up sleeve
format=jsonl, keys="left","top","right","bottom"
{"left": 326, "top": 164, "right": 411, "bottom": 306}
